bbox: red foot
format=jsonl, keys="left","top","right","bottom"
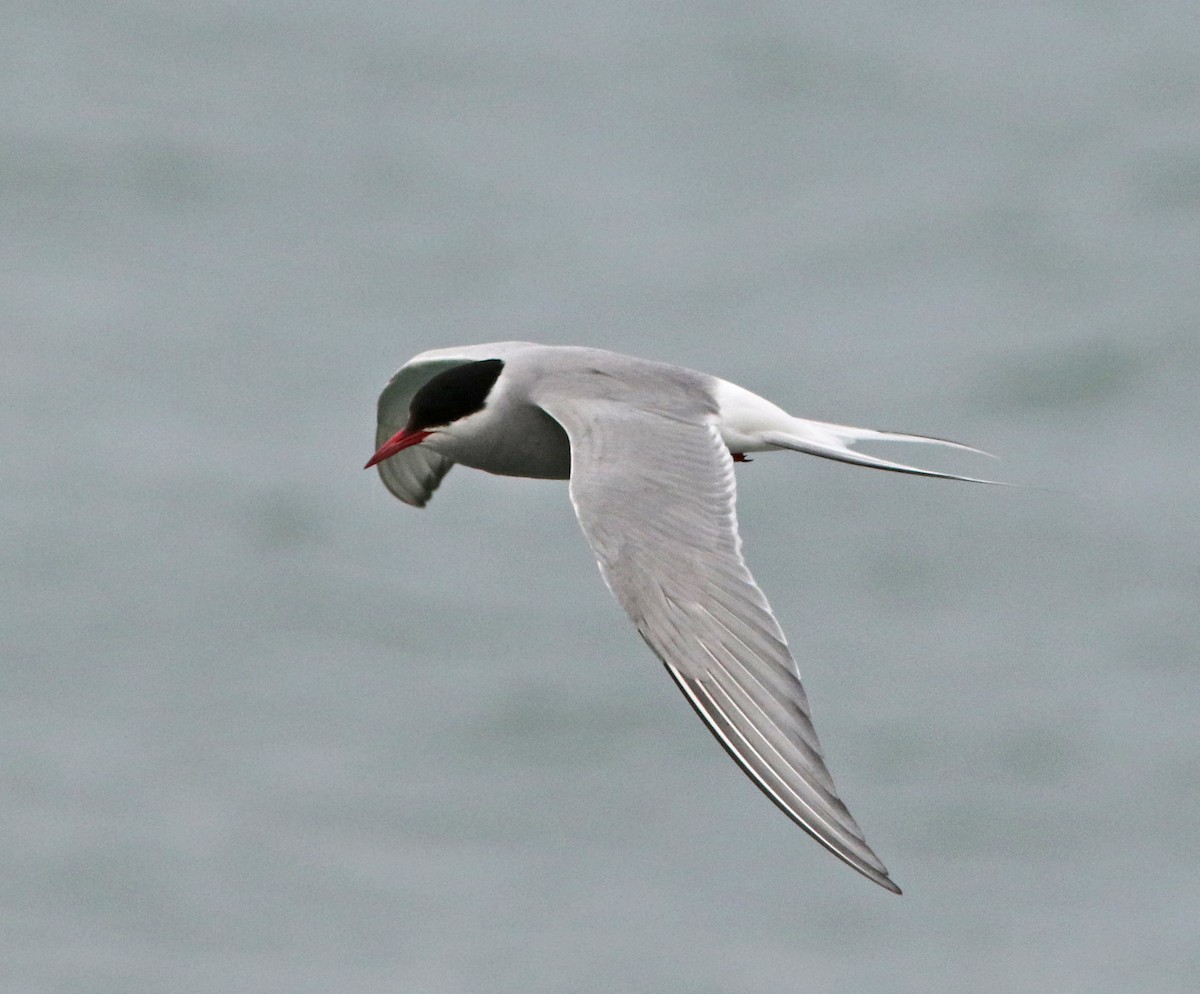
{"left": 732, "top": 452, "right": 752, "bottom": 463}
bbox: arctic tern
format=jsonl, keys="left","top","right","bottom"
{"left": 366, "top": 342, "right": 997, "bottom": 893}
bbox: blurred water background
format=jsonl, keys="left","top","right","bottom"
{"left": 3, "top": 2, "right": 1199, "bottom": 992}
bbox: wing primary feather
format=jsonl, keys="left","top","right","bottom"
{"left": 664, "top": 661, "right": 901, "bottom": 894}
{"left": 696, "top": 642, "right": 839, "bottom": 797}
{"left": 699, "top": 659, "right": 856, "bottom": 837}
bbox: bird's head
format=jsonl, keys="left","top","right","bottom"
{"left": 364, "top": 357, "right": 505, "bottom": 468}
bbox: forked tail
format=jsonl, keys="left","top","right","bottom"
{"left": 763, "top": 418, "right": 1008, "bottom": 485}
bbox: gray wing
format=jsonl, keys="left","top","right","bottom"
{"left": 538, "top": 394, "right": 901, "bottom": 893}
{"left": 374, "top": 358, "right": 464, "bottom": 507}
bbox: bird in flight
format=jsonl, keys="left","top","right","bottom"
{"left": 366, "top": 343, "right": 997, "bottom": 894}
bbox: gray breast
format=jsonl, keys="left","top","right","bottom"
{"left": 452, "top": 402, "right": 572, "bottom": 480}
